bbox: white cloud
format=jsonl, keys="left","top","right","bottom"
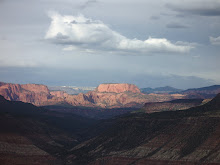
{"left": 45, "top": 12, "right": 193, "bottom": 55}
{"left": 210, "top": 36, "right": 220, "bottom": 45}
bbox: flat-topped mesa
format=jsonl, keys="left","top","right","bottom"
{"left": 96, "top": 83, "right": 141, "bottom": 93}
{"left": 21, "top": 84, "right": 50, "bottom": 94}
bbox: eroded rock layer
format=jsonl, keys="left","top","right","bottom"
{"left": 96, "top": 83, "right": 141, "bottom": 93}
{"left": 0, "top": 82, "right": 185, "bottom": 108}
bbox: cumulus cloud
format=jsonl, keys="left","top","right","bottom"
{"left": 166, "top": 0, "right": 220, "bottom": 16}
{"left": 45, "top": 12, "right": 194, "bottom": 55}
{"left": 210, "top": 36, "right": 220, "bottom": 45}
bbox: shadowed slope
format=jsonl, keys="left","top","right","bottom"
{"left": 68, "top": 94, "right": 220, "bottom": 165}
{"left": 139, "top": 98, "right": 203, "bottom": 113}
{"left": 0, "top": 95, "right": 98, "bottom": 165}
{"left": 182, "top": 85, "right": 220, "bottom": 99}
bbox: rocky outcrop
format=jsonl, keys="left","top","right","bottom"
{"left": 96, "top": 83, "right": 141, "bottom": 93}
{"left": 50, "top": 91, "right": 69, "bottom": 98}
{"left": 21, "top": 84, "right": 50, "bottom": 94}
{"left": 0, "top": 82, "right": 59, "bottom": 106}
{"left": 0, "top": 83, "right": 22, "bottom": 101}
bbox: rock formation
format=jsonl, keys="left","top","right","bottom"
{"left": 96, "top": 83, "right": 141, "bottom": 93}
{"left": 0, "top": 82, "right": 52, "bottom": 106}
{"left": 0, "top": 82, "right": 185, "bottom": 108}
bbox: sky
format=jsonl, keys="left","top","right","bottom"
{"left": 0, "top": 0, "right": 220, "bottom": 89}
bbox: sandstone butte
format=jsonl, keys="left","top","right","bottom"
{"left": 0, "top": 82, "right": 185, "bottom": 108}
{"left": 96, "top": 83, "right": 141, "bottom": 93}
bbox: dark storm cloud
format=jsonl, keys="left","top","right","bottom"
{"left": 166, "top": 22, "right": 189, "bottom": 29}
{"left": 150, "top": 16, "right": 160, "bottom": 20}
{"left": 166, "top": 1, "right": 220, "bottom": 16}
{"left": 175, "top": 14, "right": 185, "bottom": 18}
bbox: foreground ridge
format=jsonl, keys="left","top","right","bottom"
{"left": 68, "top": 93, "right": 220, "bottom": 164}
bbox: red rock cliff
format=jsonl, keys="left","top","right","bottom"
{"left": 21, "top": 84, "right": 50, "bottom": 94}
{"left": 0, "top": 82, "right": 185, "bottom": 108}
{"left": 0, "top": 82, "right": 54, "bottom": 106}
{"left": 96, "top": 83, "right": 141, "bottom": 93}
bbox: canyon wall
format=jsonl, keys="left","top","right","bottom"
{"left": 0, "top": 82, "right": 184, "bottom": 108}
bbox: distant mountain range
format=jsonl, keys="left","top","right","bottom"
{"left": 141, "top": 86, "right": 182, "bottom": 94}
{"left": 141, "top": 85, "right": 220, "bottom": 99}
{"left": 181, "top": 85, "right": 220, "bottom": 99}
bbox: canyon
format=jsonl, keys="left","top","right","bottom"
{"left": 0, "top": 81, "right": 220, "bottom": 165}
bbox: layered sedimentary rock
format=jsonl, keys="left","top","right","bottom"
{"left": 0, "top": 82, "right": 184, "bottom": 108}
{"left": 96, "top": 83, "right": 141, "bottom": 93}
{"left": 0, "top": 82, "right": 53, "bottom": 106}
